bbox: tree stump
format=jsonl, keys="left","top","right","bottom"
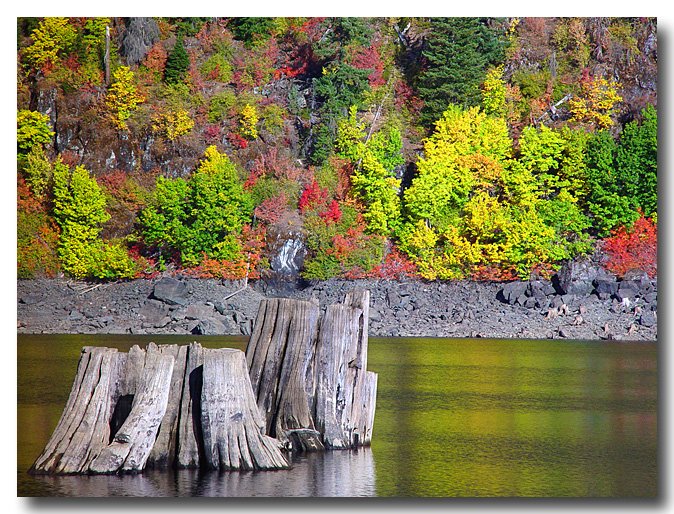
{"left": 245, "top": 289, "right": 378, "bottom": 451}
{"left": 30, "top": 343, "right": 288, "bottom": 474}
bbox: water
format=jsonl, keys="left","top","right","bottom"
{"left": 17, "top": 335, "right": 657, "bottom": 497}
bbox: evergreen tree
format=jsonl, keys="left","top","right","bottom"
{"left": 164, "top": 35, "right": 190, "bottom": 84}
{"left": 416, "top": 18, "right": 505, "bottom": 128}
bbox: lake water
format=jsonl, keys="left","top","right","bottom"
{"left": 17, "top": 334, "right": 657, "bottom": 497}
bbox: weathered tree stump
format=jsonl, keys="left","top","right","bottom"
{"left": 246, "top": 289, "right": 378, "bottom": 451}
{"left": 30, "top": 343, "right": 288, "bottom": 475}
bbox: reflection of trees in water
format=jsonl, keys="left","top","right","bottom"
{"left": 30, "top": 449, "right": 376, "bottom": 497}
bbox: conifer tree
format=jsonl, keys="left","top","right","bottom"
{"left": 416, "top": 18, "right": 505, "bottom": 128}
{"left": 164, "top": 35, "right": 190, "bottom": 84}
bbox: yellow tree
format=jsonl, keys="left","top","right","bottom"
{"left": 105, "top": 66, "right": 145, "bottom": 130}
{"left": 568, "top": 75, "right": 622, "bottom": 129}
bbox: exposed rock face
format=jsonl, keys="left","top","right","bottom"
{"left": 152, "top": 277, "right": 189, "bottom": 306}
{"left": 120, "top": 18, "right": 160, "bottom": 65}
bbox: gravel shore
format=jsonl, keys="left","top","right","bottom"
{"left": 17, "top": 274, "right": 657, "bottom": 341}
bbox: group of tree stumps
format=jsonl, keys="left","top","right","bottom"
{"left": 29, "top": 289, "right": 377, "bottom": 475}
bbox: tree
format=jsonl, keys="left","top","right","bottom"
{"left": 22, "top": 17, "right": 77, "bottom": 70}
{"left": 17, "top": 109, "right": 54, "bottom": 153}
{"left": 140, "top": 146, "right": 254, "bottom": 267}
{"left": 416, "top": 18, "right": 505, "bottom": 128}
{"left": 106, "top": 66, "right": 144, "bottom": 129}
{"left": 164, "top": 35, "right": 190, "bottom": 84}
{"left": 52, "top": 159, "right": 136, "bottom": 279}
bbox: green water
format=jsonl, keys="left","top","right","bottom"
{"left": 17, "top": 334, "right": 657, "bottom": 497}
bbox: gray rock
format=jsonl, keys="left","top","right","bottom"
{"left": 185, "top": 303, "right": 215, "bottom": 320}
{"left": 616, "top": 283, "right": 639, "bottom": 301}
{"left": 191, "top": 317, "right": 227, "bottom": 335}
{"left": 152, "top": 277, "right": 189, "bottom": 305}
{"left": 500, "top": 281, "right": 528, "bottom": 304}
{"left": 639, "top": 311, "right": 657, "bottom": 328}
{"left": 556, "top": 258, "right": 599, "bottom": 296}
{"left": 138, "top": 299, "right": 169, "bottom": 324}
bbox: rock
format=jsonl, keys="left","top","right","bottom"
{"left": 185, "top": 303, "right": 215, "bottom": 320}
{"left": 19, "top": 294, "right": 42, "bottom": 305}
{"left": 616, "top": 282, "right": 639, "bottom": 301}
{"left": 191, "top": 317, "right": 227, "bottom": 335}
{"left": 639, "top": 311, "right": 657, "bottom": 328}
{"left": 555, "top": 258, "right": 599, "bottom": 296}
{"left": 559, "top": 328, "right": 572, "bottom": 338}
{"left": 593, "top": 277, "right": 618, "bottom": 297}
{"left": 386, "top": 289, "right": 402, "bottom": 309}
{"left": 500, "top": 281, "right": 528, "bottom": 305}
{"left": 152, "top": 277, "right": 189, "bottom": 306}
{"left": 139, "top": 299, "right": 169, "bottom": 324}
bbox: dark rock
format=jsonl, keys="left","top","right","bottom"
{"left": 550, "top": 296, "right": 564, "bottom": 309}
{"left": 152, "top": 277, "right": 189, "bottom": 306}
{"left": 594, "top": 278, "right": 618, "bottom": 297}
{"left": 643, "top": 292, "right": 658, "bottom": 304}
{"left": 138, "top": 299, "right": 169, "bottom": 324}
{"left": 386, "top": 289, "right": 402, "bottom": 309}
{"left": 616, "top": 283, "right": 639, "bottom": 301}
{"left": 19, "top": 294, "right": 42, "bottom": 305}
{"left": 556, "top": 258, "right": 599, "bottom": 296}
{"left": 69, "top": 310, "right": 83, "bottom": 321}
{"left": 559, "top": 328, "right": 572, "bottom": 338}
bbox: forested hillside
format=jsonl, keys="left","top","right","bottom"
{"left": 17, "top": 17, "right": 657, "bottom": 282}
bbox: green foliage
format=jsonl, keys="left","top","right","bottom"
{"left": 585, "top": 105, "right": 657, "bottom": 236}
{"left": 416, "top": 17, "right": 505, "bottom": 128}
{"left": 17, "top": 110, "right": 53, "bottom": 153}
{"left": 481, "top": 66, "right": 507, "bottom": 117}
{"left": 164, "top": 35, "right": 190, "bottom": 84}
{"left": 22, "top": 17, "right": 77, "bottom": 69}
{"left": 153, "top": 108, "right": 195, "bottom": 140}
{"left": 52, "top": 160, "right": 137, "bottom": 279}
{"left": 139, "top": 146, "right": 254, "bottom": 266}
{"left": 21, "top": 146, "right": 53, "bottom": 199}
{"left": 207, "top": 89, "right": 237, "bottom": 123}
{"left": 17, "top": 210, "right": 60, "bottom": 278}
{"left": 229, "top": 17, "right": 276, "bottom": 47}
{"left": 200, "top": 52, "right": 233, "bottom": 83}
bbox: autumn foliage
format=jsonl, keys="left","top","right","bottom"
{"left": 602, "top": 215, "right": 657, "bottom": 278}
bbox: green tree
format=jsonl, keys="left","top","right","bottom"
{"left": 229, "top": 17, "right": 275, "bottom": 46}
{"left": 164, "top": 35, "right": 190, "bottom": 85}
{"left": 140, "top": 146, "right": 254, "bottom": 266}
{"left": 52, "top": 159, "right": 136, "bottom": 279}
{"left": 416, "top": 17, "right": 505, "bottom": 128}
{"left": 17, "top": 110, "right": 53, "bottom": 153}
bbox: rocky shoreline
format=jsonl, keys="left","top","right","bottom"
{"left": 17, "top": 260, "right": 657, "bottom": 342}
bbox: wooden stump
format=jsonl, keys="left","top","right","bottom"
{"left": 30, "top": 343, "right": 288, "bottom": 474}
{"left": 245, "top": 289, "right": 378, "bottom": 451}
{"left": 201, "top": 348, "right": 289, "bottom": 470}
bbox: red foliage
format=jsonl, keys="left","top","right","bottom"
{"left": 351, "top": 42, "right": 386, "bottom": 87}
{"left": 254, "top": 193, "right": 289, "bottom": 225}
{"left": 329, "top": 157, "right": 354, "bottom": 200}
{"left": 127, "top": 243, "right": 161, "bottom": 279}
{"left": 603, "top": 215, "right": 657, "bottom": 278}
{"left": 471, "top": 265, "right": 519, "bottom": 282}
{"left": 394, "top": 80, "right": 423, "bottom": 114}
{"left": 298, "top": 179, "right": 328, "bottom": 213}
{"left": 228, "top": 132, "right": 248, "bottom": 149}
{"left": 203, "top": 124, "right": 222, "bottom": 142}
{"left": 251, "top": 148, "right": 303, "bottom": 183}
{"left": 188, "top": 225, "right": 267, "bottom": 280}
{"left": 319, "top": 199, "right": 342, "bottom": 224}
{"left": 143, "top": 42, "right": 168, "bottom": 76}
{"left": 17, "top": 176, "right": 44, "bottom": 213}
{"left": 344, "top": 248, "right": 418, "bottom": 280}
{"left": 59, "top": 150, "right": 80, "bottom": 168}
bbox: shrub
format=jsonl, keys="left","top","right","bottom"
{"left": 602, "top": 215, "right": 657, "bottom": 278}
{"left": 106, "top": 66, "right": 145, "bottom": 130}
{"left": 17, "top": 110, "right": 54, "bottom": 153}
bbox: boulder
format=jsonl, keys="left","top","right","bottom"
{"left": 191, "top": 317, "right": 227, "bottom": 336}
{"left": 185, "top": 303, "right": 215, "bottom": 320}
{"left": 639, "top": 311, "right": 657, "bottom": 328}
{"left": 152, "top": 277, "right": 189, "bottom": 306}
{"left": 499, "top": 281, "right": 528, "bottom": 305}
{"left": 139, "top": 299, "right": 169, "bottom": 325}
{"left": 555, "top": 258, "right": 599, "bottom": 296}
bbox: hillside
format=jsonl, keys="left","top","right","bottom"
{"left": 17, "top": 17, "right": 658, "bottom": 283}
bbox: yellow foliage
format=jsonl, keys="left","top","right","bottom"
{"left": 239, "top": 103, "right": 259, "bottom": 140}
{"left": 568, "top": 76, "right": 622, "bottom": 129}
{"left": 153, "top": 108, "right": 194, "bottom": 140}
{"left": 106, "top": 66, "right": 145, "bottom": 130}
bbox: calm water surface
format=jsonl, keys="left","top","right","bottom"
{"left": 17, "top": 334, "right": 657, "bottom": 497}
